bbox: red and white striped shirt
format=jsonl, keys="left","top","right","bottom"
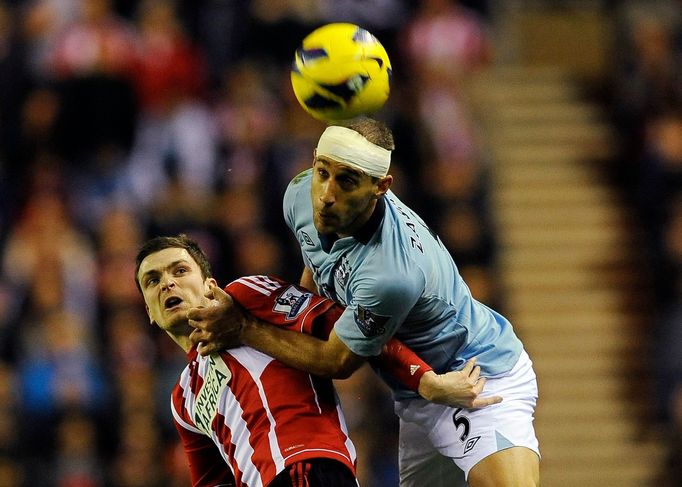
{"left": 171, "top": 275, "right": 431, "bottom": 486}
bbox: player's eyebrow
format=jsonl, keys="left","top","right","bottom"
{"left": 315, "top": 156, "right": 363, "bottom": 178}
{"left": 140, "top": 259, "right": 189, "bottom": 285}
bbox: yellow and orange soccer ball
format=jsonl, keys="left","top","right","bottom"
{"left": 290, "top": 23, "right": 392, "bottom": 121}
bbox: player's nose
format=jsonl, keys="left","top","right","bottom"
{"left": 160, "top": 275, "right": 176, "bottom": 291}
{"left": 319, "top": 181, "right": 336, "bottom": 204}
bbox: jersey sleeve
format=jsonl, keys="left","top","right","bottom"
{"left": 334, "top": 272, "right": 424, "bottom": 357}
{"left": 226, "top": 276, "right": 431, "bottom": 392}
{"left": 225, "top": 276, "right": 340, "bottom": 338}
{"left": 173, "top": 409, "right": 235, "bottom": 487}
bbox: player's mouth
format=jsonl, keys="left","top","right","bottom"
{"left": 317, "top": 211, "right": 337, "bottom": 222}
{"left": 164, "top": 296, "right": 183, "bottom": 310}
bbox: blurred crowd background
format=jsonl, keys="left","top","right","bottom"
{"left": 0, "top": 0, "right": 679, "bottom": 485}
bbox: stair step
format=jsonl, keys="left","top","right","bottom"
{"left": 525, "top": 333, "right": 637, "bottom": 355}
{"left": 495, "top": 184, "right": 616, "bottom": 205}
{"left": 491, "top": 102, "right": 601, "bottom": 123}
{"left": 540, "top": 464, "right": 663, "bottom": 487}
{"left": 511, "top": 313, "right": 649, "bottom": 331}
{"left": 491, "top": 123, "right": 612, "bottom": 144}
{"left": 470, "top": 80, "right": 579, "bottom": 103}
{"left": 536, "top": 418, "right": 637, "bottom": 440}
{"left": 500, "top": 246, "right": 632, "bottom": 267}
{"left": 494, "top": 164, "right": 597, "bottom": 184}
{"left": 493, "top": 142, "right": 614, "bottom": 162}
{"left": 495, "top": 206, "right": 627, "bottom": 227}
{"left": 530, "top": 355, "right": 631, "bottom": 376}
{"left": 502, "top": 226, "right": 626, "bottom": 247}
{"left": 539, "top": 441, "right": 664, "bottom": 464}
{"left": 503, "top": 268, "right": 638, "bottom": 289}
{"left": 476, "top": 57, "right": 660, "bottom": 485}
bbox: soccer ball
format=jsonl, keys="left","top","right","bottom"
{"left": 290, "top": 23, "right": 392, "bottom": 121}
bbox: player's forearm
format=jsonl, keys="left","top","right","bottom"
{"left": 373, "top": 337, "right": 433, "bottom": 392}
{"left": 241, "top": 316, "right": 361, "bottom": 378}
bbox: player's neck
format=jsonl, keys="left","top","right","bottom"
{"left": 168, "top": 330, "right": 193, "bottom": 353}
{"left": 338, "top": 199, "right": 378, "bottom": 238}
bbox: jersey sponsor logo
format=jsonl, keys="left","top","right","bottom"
{"left": 194, "top": 354, "right": 232, "bottom": 436}
{"left": 354, "top": 306, "right": 389, "bottom": 337}
{"left": 273, "top": 286, "right": 313, "bottom": 320}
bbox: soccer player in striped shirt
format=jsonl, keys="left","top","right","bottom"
{"left": 135, "top": 234, "right": 458, "bottom": 487}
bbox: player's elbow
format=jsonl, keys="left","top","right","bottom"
{"left": 322, "top": 350, "right": 363, "bottom": 379}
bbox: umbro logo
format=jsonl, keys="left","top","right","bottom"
{"left": 463, "top": 436, "right": 481, "bottom": 455}
{"left": 300, "top": 231, "right": 315, "bottom": 246}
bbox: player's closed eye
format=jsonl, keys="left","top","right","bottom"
{"left": 337, "top": 176, "right": 357, "bottom": 189}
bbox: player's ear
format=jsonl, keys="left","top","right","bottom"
{"left": 376, "top": 175, "right": 392, "bottom": 197}
{"left": 204, "top": 277, "right": 218, "bottom": 296}
{"left": 145, "top": 305, "right": 155, "bottom": 326}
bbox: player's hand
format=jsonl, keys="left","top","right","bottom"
{"left": 188, "top": 283, "right": 245, "bottom": 355}
{"left": 417, "top": 358, "right": 503, "bottom": 409}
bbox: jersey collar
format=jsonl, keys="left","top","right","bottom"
{"left": 354, "top": 196, "right": 386, "bottom": 244}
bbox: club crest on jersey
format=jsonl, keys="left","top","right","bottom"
{"left": 334, "top": 255, "right": 351, "bottom": 288}
{"left": 354, "top": 306, "right": 389, "bottom": 337}
{"left": 274, "top": 286, "right": 312, "bottom": 320}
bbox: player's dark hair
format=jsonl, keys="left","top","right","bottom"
{"left": 335, "top": 116, "right": 395, "bottom": 151}
{"left": 134, "top": 234, "right": 212, "bottom": 293}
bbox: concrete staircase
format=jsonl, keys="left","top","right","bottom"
{"left": 466, "top": 66, "right": 666, "bottom": 486}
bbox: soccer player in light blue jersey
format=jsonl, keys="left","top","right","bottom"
{"left": 188, "top": 117, "right": 540, "bottom": 487}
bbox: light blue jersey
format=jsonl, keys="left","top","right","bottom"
{"left": 284, "top": 169, "right": 522, "bottom": 398}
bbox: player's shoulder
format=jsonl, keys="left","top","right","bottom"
{"left": 226, "top": 275, "right": 288, "bottom": 297}
{"left": 352, "top": 261, "right": 423, "bottom": 301}
{"left": 284, "top": 169, "right": 313, "bottom": 219}
{"left": 285, "top": 168, "right": 312, "bottom": 195}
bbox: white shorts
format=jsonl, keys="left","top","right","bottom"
{"left": 395, "top": 350, "right": 540, "bottom": 484}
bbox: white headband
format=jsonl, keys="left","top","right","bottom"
{"left": 316, "top": 126, "right": 391, "bottom": 178}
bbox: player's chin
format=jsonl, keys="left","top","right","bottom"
{"left": 313, "top": 215, "right": 339, "bottom": 234}
{"left": 163, "top": 308, "right": 189, "bottom": 327}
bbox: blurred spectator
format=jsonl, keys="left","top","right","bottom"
{"left": 18, "top": 309, "right": 107, "bottom": 417}
{"left": 610, "top": 1, "right": 682, "bottom": 186}
{"left": 53, "top": 410, "right": 105, "bottom": 487}
{"left": 636, "top": 110, "right": 682, "bottom": 305}
{"left": 132, "top": 0, "right": 207, "bottom": 117}
{"left": 46, "top": 0, "right": 139, "bottom": 162}
{"left": 2, "top": 169, "right": 98, "bottom": 324}
{"left": 124, "top": 99, "right": 217, "bottom": 212}
{"left": 96, "top": 207, "right": 145, "bottom": 310}
{"left": 112, "top": 411, "right": 165, "bottom": 487}
{"left": 401, "top": 0, "right": 491, "bottom": 88}
{"left": 0, "top": 2, "right": 32, "bottom": 226}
